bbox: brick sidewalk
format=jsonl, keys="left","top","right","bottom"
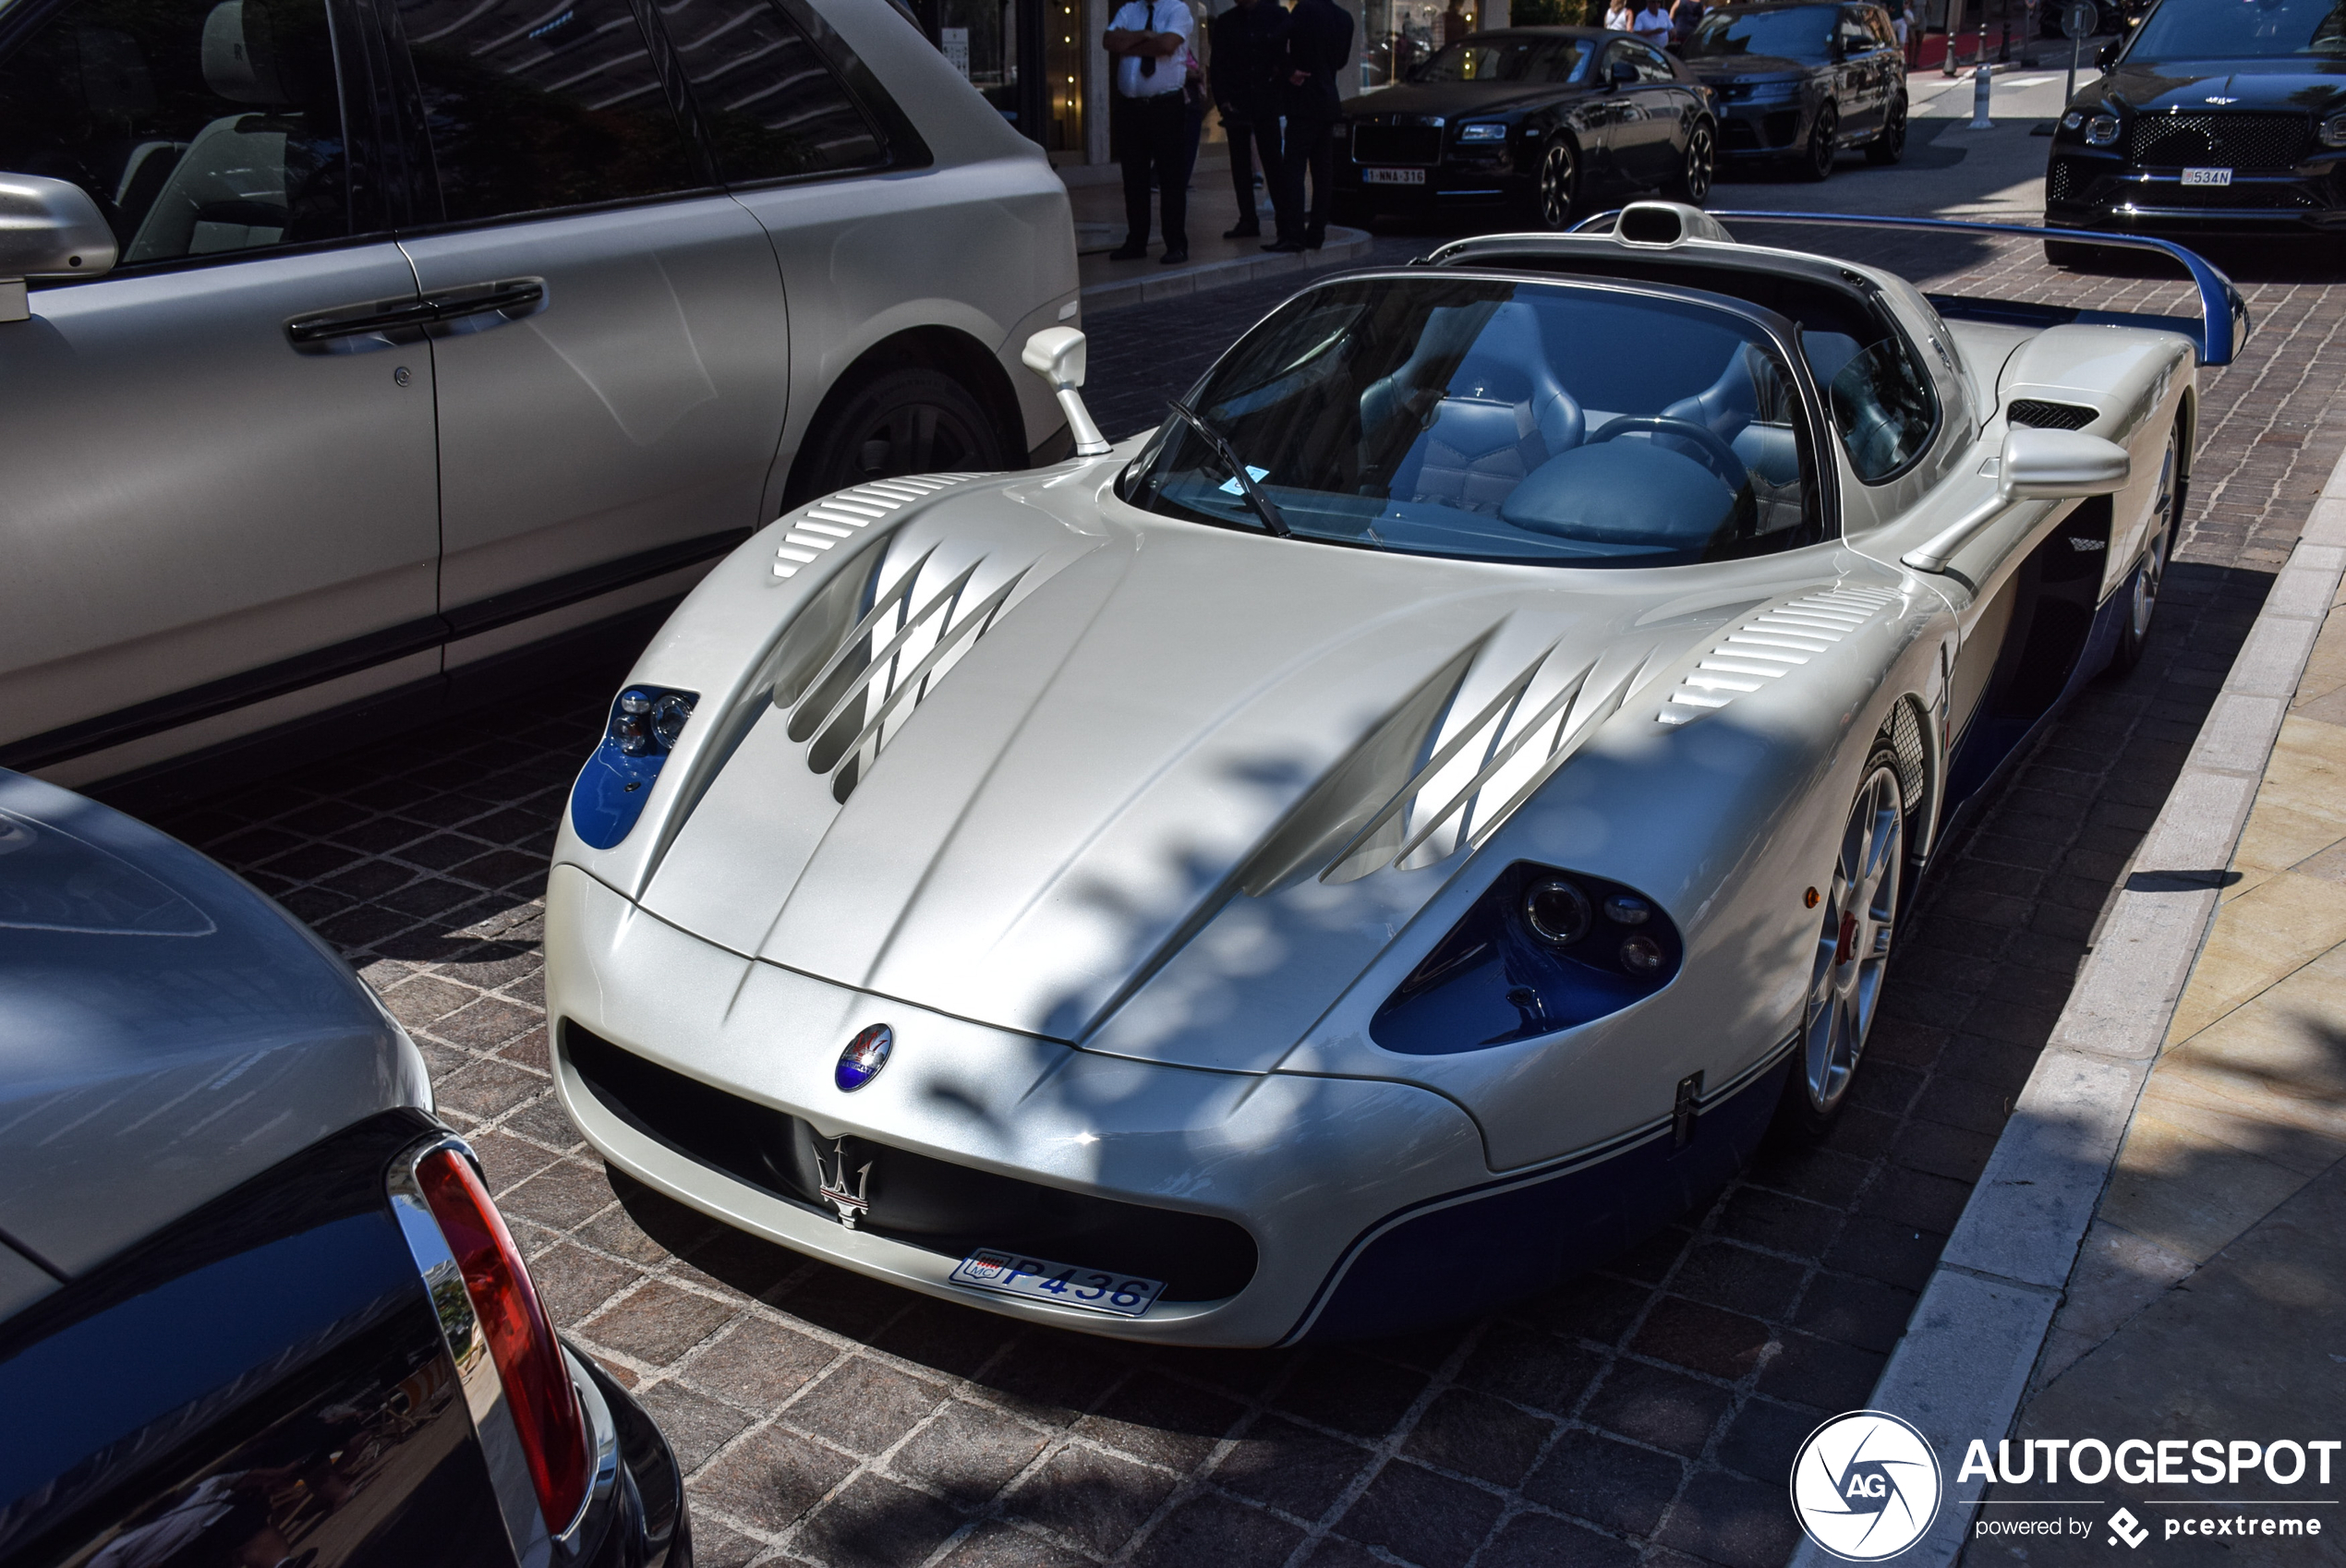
{"left": 134, "top": 231, "right": 2346, "bottom": 1568}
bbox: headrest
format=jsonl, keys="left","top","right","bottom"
{"left": 202, "top": 2, "right": 290, "bottom": 104}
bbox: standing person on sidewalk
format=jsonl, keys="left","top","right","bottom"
{"left": 1211, "top": 0, "right": 1289, "bottom": 239}
{"left": 1105, "top": 0, "right": 1198, "bottom": 263}
{"left": 1668, "top": 0, "right": 1704, "bottom": 51}
{"left": 1604, "top": 0, "right": 1634, "bottom": 32}
{"left": 1633, "top": 0, "right": 1673, "bottom": 44}
{"left": 1265, "top": 0, "right": 1352, "bottom": 252}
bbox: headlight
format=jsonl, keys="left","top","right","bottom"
{"left": 1457, "top": 121, "right": 1508, "bottom": 143}
{"left": 2085, "top": 114, "right": 2121, "bottom": 146}
{"left": 2061, "top": 109, "right": 2084, "bottom": 128}
{"left": 1372, "top": 861, "right": 1685, "bottom": 1055}
{"left": 571, "top": 684, "right": 698, "bottom": 850}
{"left": 2323, "top": 113, "right": 2346, "bottom": 148}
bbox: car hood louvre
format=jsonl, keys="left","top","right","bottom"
{"left": 1656, "top": 585, "right": 1898, "bottom": 723}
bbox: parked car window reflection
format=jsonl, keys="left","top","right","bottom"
{"left": 0, "top": 0, "right": 351, "bottom": 265}
{"left": 2124, "top": 0, "right": 2346, "bottom": 57}
{"left": 1682, "top": 4, "right": 1836, "bottom": 60}
{"left": 396, "top": 0, "right": 699, "bottom": 224}
{"left": 1412, "top": 37, "right": 1589, "bottom": 83}
{"left": 660, "top": 0, "right": 885, "bottom": 181}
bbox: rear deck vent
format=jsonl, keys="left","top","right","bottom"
{"left": 2007, "top": 399, "right": 2097, "bottom": 431}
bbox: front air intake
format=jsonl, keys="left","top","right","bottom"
{"left": 2008, "top": 399, "right": 2097, "bottom": 430}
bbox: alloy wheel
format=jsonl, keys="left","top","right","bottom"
{"left": 1800, "top": 762, "right": 1904, "bottom": 1118}
{"left": 1804, "top": 104, "right": 1838, "bottom": 181}
{"left": 1538, "top": 141, "right": 1578, "bottom": 229}
{"left": 1868, "top": 96, "right": 1906, "bottom": 164}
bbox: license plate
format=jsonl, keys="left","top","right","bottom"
{"left": 1361, "top": 166, "right": 1425, "bottom": 185}
{"left": 2181, "top": 166, "right": 2232, "bottom": 187}
{"left": 949, "top": 1248, "right": 1165, "bottom": 1318}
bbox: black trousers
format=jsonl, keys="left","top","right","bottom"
{"left": 1222, "top": 110, "right": 1285, "bottom": 233}
{"left": 1114, "top": 91, "right": 1189, "bottom": 249}
{"left": 1282, "top": 113, "right": 1336, "bottom": 246}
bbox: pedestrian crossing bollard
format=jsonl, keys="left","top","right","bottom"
{"left": 1969, "top": 60, "right": 1993, "bottom": 128}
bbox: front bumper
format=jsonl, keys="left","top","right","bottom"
{"left": 2048, "top": 150, "right": 2346, "bottom": 234}
{"left": 1335, "top": 140, "right": 1530, "bottom": 209}
{"left": 543, "top": 863, "right": 1493, "bottom": 1347}
{"left": 1715, "top": 101, "right": 1811, "bottom": 157}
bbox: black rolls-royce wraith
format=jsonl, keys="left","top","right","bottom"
{"left": 2045, "top": 0, "right": 2346, "bottom": 257}
{"left": 1334, "top": 27, "right": 1718, "bottom": 228}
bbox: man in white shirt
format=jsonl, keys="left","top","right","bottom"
{"left": 1632, "top": 3, "right": 1673, "bottom": 46}
{"left": 1105, "top": 0, "right": 1197, "bottom": 263}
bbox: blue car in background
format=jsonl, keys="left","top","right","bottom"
{"left": 0, "top": 770, "right": 687, "bottom": 1568}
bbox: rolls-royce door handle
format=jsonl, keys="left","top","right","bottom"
{"left": 285, "top": 279, "right": 545, "bottom": 350}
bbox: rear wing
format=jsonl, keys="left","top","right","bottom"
{"left": 1569, "top": 209, "right": 2251, "bottom": 368}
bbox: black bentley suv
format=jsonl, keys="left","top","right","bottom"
{"left": 1334, "top": 28, "right": 1719, "bottom": 229}
{"left": 0, "top": 770, "right": 688, "bottom": 1568}
{"left": 2044, "top": 0, "right": 2346, "bottom": 256}
{"left": 1679, "top": 2, "right": 1909, "bottom": 177}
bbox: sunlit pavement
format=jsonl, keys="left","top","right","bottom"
{"left": 131, "top": 139, "right": 2346, "bottom": 1568}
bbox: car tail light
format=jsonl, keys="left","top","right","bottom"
{"left": 414, "top": 1146, "right": 593, "bottom": 1530}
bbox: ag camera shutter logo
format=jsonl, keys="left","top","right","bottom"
{"left": 1791, "top": 1410, "right": 1944, "bottom": 1560}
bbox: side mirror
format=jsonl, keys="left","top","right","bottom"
{"left": 1022, "top": 327, "right": 1112, "bottom": 457}
{"left": 0, "top": 173, "right": 116, "bottom": 323}
{"left": 2000, "top": 425, "right": 2129, "bottom": 500}
{"left": 1608, "top": 59, "right": 1639, "bottom": 87}
{"left": 2095, "top": 39, "right": 2119, "bottom": 67}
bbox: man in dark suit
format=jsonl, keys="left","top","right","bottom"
{"left": 1267, "top": 0, "right": 1353, "bottom": 252}
{"left": 1209, "top": 0, "right": 1290, "bottom": 239}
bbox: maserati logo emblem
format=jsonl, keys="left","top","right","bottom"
{"left": 816, "top": 1137, "right": 872, "bottom": 1228}
{"left": 835, "top": 1023, "right": 892, "bottom": 1092}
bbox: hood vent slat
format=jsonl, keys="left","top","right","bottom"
{"left": 772, "top": 473, "right": 986, "bottom": 579}
{"left": 1658, "top": 585, "right": 1898, "bottom": 725}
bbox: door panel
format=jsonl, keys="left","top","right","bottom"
{"left": 388, "top": 0, "right": 791, "bottom": 616}
{"left": 0, "top": 0, "right": 439, "bottom": 760}
{"left": 400, "top": 202, "right": 790, "bottom": 612}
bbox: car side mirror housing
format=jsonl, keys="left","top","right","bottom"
{"left": 0, "top": 173, "right": 115, "bottom": 323}
{"left": 2095, "top": 40, "right": 2119, "bottom": 67}
{"left": 2000, "top": 425, "right": 2129, "bottom": 500}
{"left": 1022, "top": 327, "right": 1111, "bottom": 457}
{"left": 1608, "top": 59, "right": 1639, "bottom": 87}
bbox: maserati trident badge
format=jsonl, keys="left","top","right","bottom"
{"left": 835, "top": 1023, "right": 892, "bottom": 1092}
{"left": 816, "top": 1137, "right": 872, "bottom": 1229}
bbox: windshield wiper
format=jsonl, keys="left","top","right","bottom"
{"left": 1166, "top": 397, "right": 1292, "bottom": 537}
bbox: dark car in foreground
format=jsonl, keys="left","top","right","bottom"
{"left": 1334, "top": 28, "right": 1718, "bottom": 228}
{"left": 0, "top": 771, "right": 686, "bottom": 1568}
{"left": 2044, "top": 0, "right": 2346, "bottom": 259}
{"left": 1679, "top": 2, "right": 1908, "bottom": 177}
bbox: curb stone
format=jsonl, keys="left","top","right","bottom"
{"left": 1787, "top": 440, "right": 2346, "bottom": 1568}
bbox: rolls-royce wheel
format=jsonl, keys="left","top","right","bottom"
{"left": 793, "top": 366, "right": 1006, "bottom": 502}
{"left": 2108, "top": 419, "right": 2183, "bottom": 677}
{"left": 1780, "top": 744, "right": 1905, "bottom": 1139}
{"left": 1800, "top": 103, "right": 1839, "bottom": 181}
{"left": 1866, "top": 94, "right": 1907, "bottom": 164}
{"left": 1668, "top": 118, "right": 1717, "bottom": 204}
{"left": 1535, "top": 139, "right": 1580, "bottom": 230}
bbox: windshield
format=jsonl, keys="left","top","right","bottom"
{"left": 1118, "top": 277, "right": 1821, "bottom": 569}
{"left": 1683, "top": 5, "right": 1838, "bottom": 60}
{"left": 1412, "top": 36, "right": 1589, "bottom": 81}
{"left": 2126, "top": 0, "right": 2346, "bottom": 58}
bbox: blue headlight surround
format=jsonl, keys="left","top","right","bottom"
{"left": 569, "top": 685, "right": 698, "bottom": 850}
{"left": 1371, "top": 861, "right": 1684, "bottom": 1055}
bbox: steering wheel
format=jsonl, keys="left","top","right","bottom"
{"left": 1587, "top": 416, "right": 1747, "bottom": 491}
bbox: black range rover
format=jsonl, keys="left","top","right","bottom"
{"left": 2045, "top": 0, "right": 2346, "bottom": 258}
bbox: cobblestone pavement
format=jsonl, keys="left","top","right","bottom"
{"left": 135, "top": 228, "right": 2346, "bottom": 1568}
